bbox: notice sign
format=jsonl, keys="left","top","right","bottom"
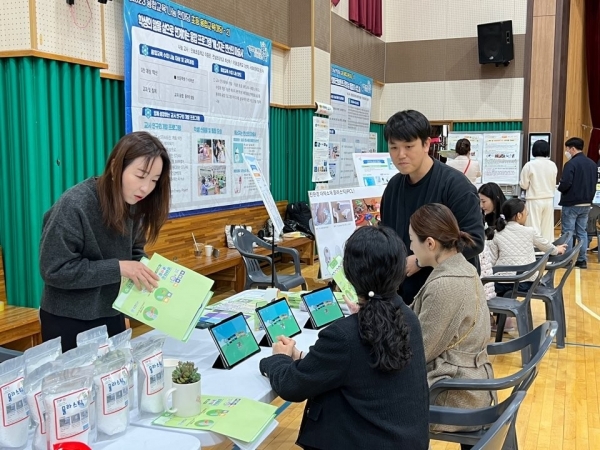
{"left": 328, "top": 65, "right": 373, "bottom": 188}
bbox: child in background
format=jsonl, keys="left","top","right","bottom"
{"left": 488, "top": 198, "right": 567, "bottom": 330}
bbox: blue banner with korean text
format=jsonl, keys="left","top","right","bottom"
{"left": 327, "top": 64, "right": 373, "bottom": 188}
{"left": 124, "top": 0, "right": 271, "bottom": 215}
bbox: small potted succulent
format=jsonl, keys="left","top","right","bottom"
{"left": 164, "top": 361, "right": 202, "bottom": 417}
{"left": 172, "top": 361, "right": 201, "bottom": 385}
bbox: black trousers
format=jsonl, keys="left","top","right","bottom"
{"left": 40, "top": 309, "right": 126, "bottom": 353}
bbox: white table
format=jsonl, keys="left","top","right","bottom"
{"left": 130, "top": 308, "right": 321, "bottom": 449}
{"left": 22, "top": 426, "right": 201, "bottom": 450}
{"left": 95, "top": 427, "right": 201, "bottom": 449}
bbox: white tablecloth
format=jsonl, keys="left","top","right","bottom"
{"left": 130, "top": 308, "right": 320, "bottom": 448}
{"left": 95, "top": 426, "right": 201, "bottom": 449}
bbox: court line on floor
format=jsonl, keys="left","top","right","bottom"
{"left": 565, "top": 342, "right": 600, "bottom": 349}
{"left": 575, "top": 268, "right": 600, "bottom": 321}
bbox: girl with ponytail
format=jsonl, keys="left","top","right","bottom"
{"left": 259, "top": 226, "right": 429, "bottom": 449}
{"left": 409, "top": 203, "right": 495, "bottom": 434}
{"left": 488, "top": 198, "right": 566, "bottom": 297}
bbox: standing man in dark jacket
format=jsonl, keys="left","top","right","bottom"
{"left": 380, "top": 110, "right": 485, "bottom": 304}
{"left": 558, "top": 137, "right": 598, "bottom": 268}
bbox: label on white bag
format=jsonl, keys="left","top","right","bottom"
{"left": 0, "top": 377, "right": 28, "bottom": 426}
{"left": 141, "top": 352, "right": 164, "bottom": 395}
{"left": 51, "top": 388, "right": 90, "bottom": 440}
{"left": 100, "top": 368, "right": 129, "bottom": 415}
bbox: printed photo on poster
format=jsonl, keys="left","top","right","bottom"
{"left": 352, "top": 197, "right": 381, "bottom": 227}
{"left": 330, "top": 201, "right": 353, "bottom": 224}
{"left": 198, "top": 166, "right": 227, "bottom": 196}
{"left": 311, "top": 202, "right": 333, "bottom": 227}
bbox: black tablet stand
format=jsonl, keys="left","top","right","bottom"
{"left": 258, "top": 334, "right": 271, "bottom": 347}
{"left": 303, "top": 318, "right": 316, "bottom": 330}
{"left": 211, "top": 355, "right": 229, "bottom": 370}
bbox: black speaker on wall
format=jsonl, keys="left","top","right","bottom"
{"left": 477, "top": 20, "right": 514, "bottom": 66}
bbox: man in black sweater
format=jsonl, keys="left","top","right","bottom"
{"left": 558, "top": 137, "right": 598, "bottom": 268}
{"left": 380, "top": 110, "right": 485, "bottom": 304}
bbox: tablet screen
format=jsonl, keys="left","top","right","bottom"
{"left": 256, "top": 298, "right": 302, "bottom": 344}
{"left": 301, "top": 286, "right": 344, "bottom": 329}
{"left": 209, "top": 313, "right": 260, "bottom": 368}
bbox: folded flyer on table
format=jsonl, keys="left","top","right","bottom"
{"left": 113, "top": 253, "right": 214, "bottom": 342}
{"left": 153, "top": 395, "right": 277, "bottom": 443}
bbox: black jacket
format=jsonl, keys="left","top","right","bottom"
{"left": 259, "top": 299, "right": 429, "bottom": 450}
{"left": 380, "top": 159, "right": 485, "bottom": 304}
{"left": 558, "top": 152, "right": 598, "bottom": 206}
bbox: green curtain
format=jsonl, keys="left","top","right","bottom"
{"left": 0, "top": 57, "right": 124, "bottom": 307}
{"left": 369, "top": 123, "right": 387, "bottom": 152}
{"left": 453, "top": 121, "right": 522, "bottom": 132}
{"left": 0, "top": 59, "right": 387, "bottom": 307}
{"left": 269, "top": 107, "right": 315, "bottom": 203}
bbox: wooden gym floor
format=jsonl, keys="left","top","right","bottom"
{"left": 136, "top": 239, "right": 600, "bottom": 450}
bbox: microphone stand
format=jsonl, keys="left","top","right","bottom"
{"left": 271, "top": 221, "right": 276, "bottom": 288}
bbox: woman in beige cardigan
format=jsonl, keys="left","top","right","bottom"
{"left": 409, "top": 203, "right": 495, "bottom": 437}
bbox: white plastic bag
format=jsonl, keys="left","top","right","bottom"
{"left": 0, "top": 355, "right": 29, "bottom": 449}
{"left": 42, "top": 366, "right": 94, "bottom": 449}
{"left": 108, "top": 329, "right": 135, "bottom": 412}
{"left": 132, "top": 337, "right": 165, "bottom": 414}
{"left": 76, "top": 326, "right": 109, "bottom": 356}
{"left": 24, "top": 361, "right": 55, "bottom": 450}
{"left": 23, "top": 337, "right": 61, "bottom": 377}
{"left": 93, "top": 350, "right": 130, "bottom": 440}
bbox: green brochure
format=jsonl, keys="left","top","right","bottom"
{"left": 152, "top": 395, "right": 277, "bottom": 443}
{"left": 113, "top": 253, "right": 214, "bottom": 342}
{"left": 327, "top": 255, "right": 358, "bottom": 303}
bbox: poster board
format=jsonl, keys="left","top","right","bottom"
{"left": 482, "top": 133, "right": 522, "bottom": 184}
{"left": 353, "top": 153, "right": 398, "bottom": 186}
{"left": 312, "top": 117, "right": 331, "bottom": 182}
{"left": 328, "top": 65, "right": 373, "bottom": 188}
{"left": 124, "top": 0, "right": 271, "bottom": 216}
{"left": 308, "top": 186, "right": 385, "bottom": 278}
{"left": 447, "top": 133, "right": 484, "bottom": 167}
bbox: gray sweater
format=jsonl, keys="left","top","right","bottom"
{"left": 39, "top": 178, "right": 146, "bottom": 320}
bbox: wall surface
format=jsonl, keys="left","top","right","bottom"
{"left": 564, "top": 0, "right": 592, "bottom": 146}
{"left": 381, "top": 0, "right": 527, "bottom": 122}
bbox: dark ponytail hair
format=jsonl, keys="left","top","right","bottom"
{"left": 343, "top": 226, "right": 412, "bottom": 372}
{"left": 409, "top": 203, "right": 475, "bottom": 252}
{"left": 455, "top": 138, "right": 471, "bottom": 156}
{"left": 494, "top": 198, "right": 526, "bottom": 233}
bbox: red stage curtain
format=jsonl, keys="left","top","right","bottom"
{"left": 585, "top": 0, "right": 600, "bottom": 162}
{"left": 349, "top": 0, "right": 382, "bottom": 37}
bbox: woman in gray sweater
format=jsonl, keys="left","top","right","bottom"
{"left": 38, "top": 131, "right": 171, "bottom": 351}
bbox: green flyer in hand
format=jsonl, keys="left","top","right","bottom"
{"left": 113, "top": 253, "right": 214, "bottom": 342}
{"left": 327, "top": 255, "right": 358, "bottom": 304}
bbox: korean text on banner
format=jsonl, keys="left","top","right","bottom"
{"left": 328, "top": 65, "right": 373, "bottom": 188}
{"left": 124, "top": 0, "right": 271, "bottom": 215}
{"left": 482, "top": 133, "right": 522, "bottom": 185}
